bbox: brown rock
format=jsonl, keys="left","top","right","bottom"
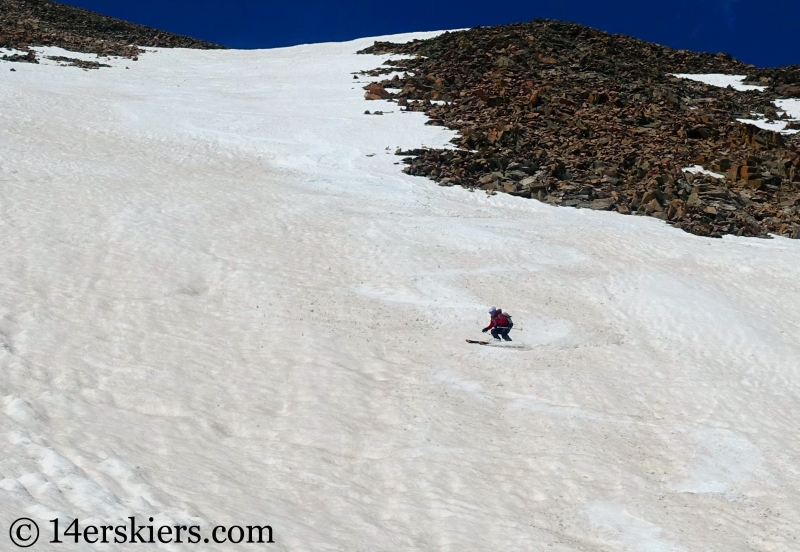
{"left": 688, "top": 125, "right": 712, "bottom": 140}
{"left": 641, "top": 191, "right": 656, "bottom": 205}
{"left": 365, "top": 83, "right": 391, "bottom": 100}
{"left": 740, "top": 166, "right": 761, "bottom": 180}
{"left": 647, "top": 199, "right": 663, "bottom": 213}
{"left": 775, "top": 85, "right": 800, "bottom": 98}
{"left": 589, "top": 198, "right": 615, "bottom": 210}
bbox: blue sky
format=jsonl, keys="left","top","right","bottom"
{"left": 64, "top": 0, "right": 799, "bottom": 67}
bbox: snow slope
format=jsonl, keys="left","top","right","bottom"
{"left": 2, "top": 34, "right": 800, "bottom": 551}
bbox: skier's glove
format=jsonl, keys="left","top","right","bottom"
{"left": 482, "top": 328, "right": 488, "bottom": 333}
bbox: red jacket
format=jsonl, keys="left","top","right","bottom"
{"left": 484, "top": 312, "right": 510, "bottom": 330}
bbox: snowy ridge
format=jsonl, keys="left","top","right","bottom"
{"left": 1, "top": 33, "right": 800, "bottom": 550}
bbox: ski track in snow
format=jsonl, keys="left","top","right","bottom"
{"left": 1, "top": 34, "right": 800, "bottom": 551}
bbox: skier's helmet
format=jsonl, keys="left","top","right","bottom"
{"left": 489, "top": 307, "right": 497, "bottom": 314}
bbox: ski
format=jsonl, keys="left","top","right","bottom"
{"left": 467, "top": 339, "right": 528, "bottom": 349}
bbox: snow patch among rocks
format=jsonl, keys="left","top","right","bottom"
{"left": 735, "top": 116, "right": 799, "bottom": 135}
{"left": 672, "top": 73, "right": 766, "bottom": 91}
{"left": 682, "top": 165, "right": 725, "bottom": 179}
{"left": 674, "top": 73, "right": 800, "bottom": 134}
{"left": 775, "top": 98, "right": 800, "bottom": 119}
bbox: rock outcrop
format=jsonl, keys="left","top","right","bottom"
{"left": 0, "top": 0, "right": 225, "bottom": 62}
{"left": 360, "top": 20, "right": 800, "bottom": 239}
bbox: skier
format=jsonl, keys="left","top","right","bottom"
{"left": 482, "top": 307, "right": 513, "bottom": 341}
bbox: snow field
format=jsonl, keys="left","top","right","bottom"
{"left": 1, "top": 34, "right": 800, "bottom": 551}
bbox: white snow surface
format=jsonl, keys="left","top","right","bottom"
{"left": 2, "top": 34, "right": 800, "bottom": 551}
{"left": 682, "top": 165, "right": 725, "bottom": 179}
{"left": 775, "top": 98, "right": 800, "bottom": 119}
{"left": 672, "top": 73, "right": 767, "bottom": 92}
{"left": 735, "top": 116, "right": 800, "bottom": 135}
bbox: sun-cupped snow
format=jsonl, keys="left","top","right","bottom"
{"left": 2, "top": 32, "right": 800, "bottom": 551}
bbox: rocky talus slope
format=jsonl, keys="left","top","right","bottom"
{"left": 361, "top": 20, "right": 800, "bottom": 239}
{"left": 0, "top": 0, "right": 224, "bottom": 63}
